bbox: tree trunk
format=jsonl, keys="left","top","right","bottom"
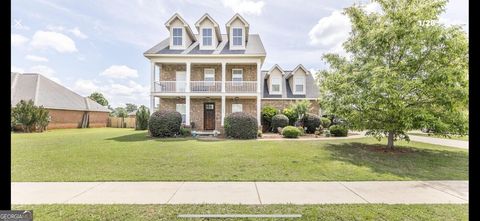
{"left": 387, "top": 131, "right": 394, "bottom": 149}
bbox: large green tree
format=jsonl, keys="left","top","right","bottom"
{"left": 88, "top": 92, "right": 109, "bottom": 106}
{"left": 125, "top": 103, "right": 138, "bottom": 113}
{"left": 318, "top": 0, "right": 468, "bottom": 149}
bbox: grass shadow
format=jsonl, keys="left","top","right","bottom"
{"left": 106, "top": 132, "right": 193, "bottom": 142}
{"left": 323, "top": 142, "right": 468, "bottom": 180}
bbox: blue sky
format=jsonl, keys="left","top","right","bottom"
{"left": 11, "top": 0, "right": 468, "bottom": 108}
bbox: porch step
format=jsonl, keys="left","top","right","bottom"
{"left": 192, "top": 130, "right": 221, "bottom": 137}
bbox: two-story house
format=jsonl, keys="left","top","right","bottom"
{"left": 144, "top": 13, "right": 320, "bottom": 131}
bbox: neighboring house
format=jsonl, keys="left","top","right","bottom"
{"left": 11, "top": 72, "right": 110, "bottom": 129}
{"left": 144, "top": 13, "right": 320, "bottom": 131}
{"left": 127, "top": 111, "right": 136, "bottom": 118}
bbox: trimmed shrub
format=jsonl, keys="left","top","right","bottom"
{"left": 303, "top": 114, "right": 321, "bottom": 134}
{"left": 148, "top": 110, "right": 182, "bottom": 137}
{"left": 329, "top": 125, "right": 348, "bottom": 137}
{"left": 261, "top": 106, "right": 279, "bottom": 132}
{"left": 257, "top": 130, "right": 262, "bottom": 138}
{"left": 320, "top": 117, "right": 331, "bottom": 129}
{"left": 12, "top": 99, "right": 50, "bottom": 133}
{"left": 282, "top": 126, "right": 301, "bottom": 138}
{"left": 179, "top": 126, "right": 191, "bottom": 137}
{"left": 224, "top": 112, "right": 258, "bottom": 139}
{"left": 297, "top": 126, "right": 305, "bottom": 136}
{"left": 271, "top": 114, "right": 289, "bottom": 132}
{"left": 282, "top": 108, "right": 298, "bottom": 126}
{"left": 135, "top": 105, "right": 150, "bottom": 130}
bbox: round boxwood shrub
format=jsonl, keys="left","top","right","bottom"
{"left": 148, "top": 110, "right": 182, "bottom": 137}
{"left": 282, "top": 126, "right": 301, "bottom": 138}
{"left": 224, "top": 112, "right": 258, "bottom": 139}
{"left": 271, "top": 114, "right": 289, "bottom": 132}
{"left": 303, "top": 114, "right": 321, "bottom": 134}
{"left": 329, "top": 125, "right": 348, "bottom": 137}
{"left": 320, "top": 117, "right": 331, "bottom": 129}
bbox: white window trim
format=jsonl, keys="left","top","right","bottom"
{"left": 232, "top": 103, "right": 243, "bottom": 113}
{"left": 204, "top": 68, "right": 215, "bottom": 86}
{"left": 232, "top": 69, "right": 243, "bottom": 86}
{"left": 293, "top": 76, "right": 306, "bottom": 95}
{"left": 200, "top": 27, "right": 215, "bottom": 50}
{"left": 230, "top": 27, "right": 245, "bottom": 50}
{"left": 170, "top": 27, "right": 185, "bottom": 49}
{"left": 270, "top": 76, "right": 282, "bottom": 95}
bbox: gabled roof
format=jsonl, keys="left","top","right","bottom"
{"left": 164, "top": 13, "right": 196, "bottom": 41}
{"left": 225, "top": 13, "right": 250, "bottom": 40}
{"left": 11, "top": 72, "right": 110, "bottom": 112}
{"left": 194, "top": 13, "right": 222, "bottom": 41}
{"left": 264, "top": 64, "right": 285, "bottom": 79}
{"left": 286, "top": 64, "right": 310, "bottom": 79}
{"left": 260, "top": 67, "right": 320, "bottom": 99}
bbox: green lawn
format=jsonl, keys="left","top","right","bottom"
{"left": 12, "top": 204, "right": 468, "bottom": 221}
{"left": 12, "top": 128, "right": 468, "bottom": 181}
{"left": 408, "top": 133, "right": 469, "bottom": 141}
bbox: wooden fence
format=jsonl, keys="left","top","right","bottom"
{"left": 108, "top": 117, "right": 136, "bottom": 128}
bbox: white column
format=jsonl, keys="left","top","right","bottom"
{"left": 186, "top": 62, "right": 191, "bottom": 92}
{"left": 150, "top": 62, "right": 155, "bottom": 114}
{"left": 256, "top": 60, "right": 261, "bottom": 93}
{"left": 256, "top": 95, "right": 261, "bottom": 126}
{"left": 186, "top": 95, "right": 191, "bottom": 126}
{"left": 150, "top": 96, "right": 155, "bottom": 114}
{"left": 221, "top": 62, "right": 226, "bottom": 92}
{"left": 221, "top": 95, "right": 226, "bottom": 126}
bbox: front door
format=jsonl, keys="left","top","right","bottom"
{"left": 204, "top": 103, "right": 215, "bottom": 130}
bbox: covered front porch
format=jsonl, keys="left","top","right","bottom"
{"left": 155, "top": 95, "right": 260, "bottom": 131}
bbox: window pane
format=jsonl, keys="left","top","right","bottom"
{"left": 272, "top": 85, "right": 280, "bottom": 92}
{"left": 232, "top": 104, "right": 243, "bottom": 113}
{"left": 233, "top": 28, "right": 242, "bottom": 36}
{"left": 173, "top": 28, "right": 182, "bottom": 46}
{"left": 295, "top": 85, "right": 304, "bottom": 92}
{"left": 203, "top": 28, "right": 212, "bottom": 46}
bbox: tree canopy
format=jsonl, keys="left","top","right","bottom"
{"left": 318, "top": 0, "right": 468, "bottom": 148}
{"left": 88, "top": 92, "right": 109, "bottom": 107}
{"left": 125, "top": 103, "right": 138, "bottom": 113}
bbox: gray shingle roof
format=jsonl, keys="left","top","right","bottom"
{"left": 11, "top": 72, "right": 110, "bottom": 112}
{"left": 261, "top": 70, "right": 319, "bottom": 99}
{"left": 144, "top": 34, "right": 266, "bottom": 56}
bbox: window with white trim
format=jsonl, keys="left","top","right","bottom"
{"left": 172, "top": 28, "right": 183, "bottom": 46}
{"left": 294, "top": 76, "right": 305, "bottom": 93}
{"left": 232, "top": 69, "right": 243, "bottom": 86}
{"left": 176, "top": 104, "right": 186, "bottom": 123}
{"left": 204, "top": 69, "right": 215, "bottom": 86}
{"left": 271, "top": 77, "right": 281, "bottom": 94}
{"left": 232, "top": 104, "right": 243, "bottom": 113}
{"left": 202, "top": 28, "right": 213, "bottom": 46}
{"left": 232, "top": 28, "right": 243, "bottom": 46}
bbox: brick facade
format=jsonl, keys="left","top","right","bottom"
{"left": 47, "top": 109, "right": 108, "bottom": 129}
{"left": 226, "top": 64, "right": 257, "bottom": 81}
{"left": 160, "top": 64, "right": 258, "bottom": 81}
{"left": 261, "top": 99, "right": 321, "bottom": 116}
{"left": 160, "top": 64, "right": 185, "bottom": 81}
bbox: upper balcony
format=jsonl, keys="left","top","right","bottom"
{"left": 154, "top": 81, "right": 257, "bottom": 93}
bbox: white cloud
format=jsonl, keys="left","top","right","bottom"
{"left": 11, "top": 34, "right": 29, "bottom": 47}
{"left": 308, "top": 10, "right": 351, "bottom": 50}
{"left": 222, "top": 0, "right": 265, "bottom": 15}
{"left": 30, "top": 30, "right": 78, "bottom": 53}
{"left": 28, "top": 65, "right": 61, "bottom": 83}
{"left": 46, "top": 24, "right": 65, "bottom": 32}
{"left": 25, "top": 55, "right": 49, "bottom": 62}
{"left": 69, "top": 27, "right": 88, "bottom": 39}
{"left": 100, "top": 65, "right": 138, "bottom": 79}
{"left": 73, "top": 79, "right": 101, "bottom": 95}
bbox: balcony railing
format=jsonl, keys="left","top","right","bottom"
{"left": 225, "top": 81, "right": 257, "bottom": 93}
{"left": 153, "top": 81, "right": 257, "bottom": 93}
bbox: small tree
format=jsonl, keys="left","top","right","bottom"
{"left": 125, "top": 103, "right": 138, "bottom": 113}
{"left": 114, "top": 107, "right": 128, "bottom": 118}
{"left": 290, "top": 100, "right": 311, "bottom": 123}
{"left": 282, "top": 108, "right": 298, "bottom": 126}
{"left": 319, "top": 0, "right": 468, "bottom": 149}
{"left": 35, "top": 106, "right": 50, "bottom": 132}
{"left": 135, "top": 105, "right": 150, "bottom": 130}
{"left": 261, "top": 106, "right": 279, "bottom": 132}
{"left": 88, "top": 92, "right": 109, "bottom": 106}
{"left": 12, "top": 100, "right": 37, "bottom": 132}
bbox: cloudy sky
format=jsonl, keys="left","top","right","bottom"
{"left": 11, "top": 0, "right": 468, "bottom": 108}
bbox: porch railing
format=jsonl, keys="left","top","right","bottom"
{"left": 153, "top": 81, "right": 257, "bottom": 93}
{"left": 190, "top": 81, "right": 222, "bottom": 93}
{"left": 225, "top": 81, "right": 257, "bottom": 93}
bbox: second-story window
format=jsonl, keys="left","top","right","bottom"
{"left": 294, "top": 76, "right": 305, "bottom": 93}
{"left": 232, "top": 69, "right": 243, "bottom": 86}
{"left": 172, "top": 28, "right": 183, "bottom": 46}
{"left": 232, "top": 28, "right": 243, "bottom": 46}
{"left": 202, "top": 28, "right": 212, "bottom": 46}
{"left": 204, "top": 69, "right": 215, "bottom": 86}
{"left": 271, "top": 77, "right": 281, "bottom": 94}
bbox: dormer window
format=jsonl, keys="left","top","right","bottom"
{"left": 232, "top": 28, "right": 243, "bottom": 46}
{"left": 294, "top": 76, "right": 305, "bottom": 94}
{"left": 271, "top": 77, "right": 281, "bottom": 94}
{"left": 172, "top": 28, "right": 183, "bottom": 46}
{"left": 202, "top": 28, "right": 212, "bottom": 46}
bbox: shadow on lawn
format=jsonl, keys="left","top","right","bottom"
{"left": 323, "top": 142, "right": 468, "bottom": 180}
{"left": 106, "top": 132, "right": 193, "bottom": 142}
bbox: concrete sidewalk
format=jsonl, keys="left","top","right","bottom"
{"left": 12, "top": 181, "right": 468, "bottom": 205}
{"left": 409, "top": 135, "right": 468, "bottom": 149}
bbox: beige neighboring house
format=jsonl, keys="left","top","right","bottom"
{"left": 11, "top": 72, "right": 110, "bottom": 129}
{"left": 144, "top": 13, "right": 320, "bottom": 131}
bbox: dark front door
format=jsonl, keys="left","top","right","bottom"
{"left": 204, "top": 103, "right": 215, "bottom": 130}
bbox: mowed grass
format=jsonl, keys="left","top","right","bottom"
{"left": 12, "top": 128, "right": 468, "bottom": 181}
{"left": 408, "top": 132, "right": 469, "bottom": 141}
{"left": 12, "top": 204, "right": 468, "bottom": 221}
